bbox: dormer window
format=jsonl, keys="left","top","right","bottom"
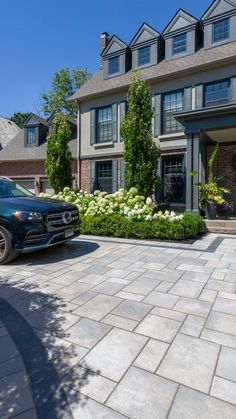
{"left": 108, "top": 56, "right": 120, "bottom": 75}
{"left": 173, "top": 33, "right": 187, "bottom": 55}
{"left": 163, "top": 10, "right": 199, "bottom": 61}
{"left": 26, "top": 127, "right": 36, "bottom": 146}
{"left": 138, "top": 46, "right": 151, "bottom": 66}
{"left": 213, "top": 18, "right": 229, "bottom": 44}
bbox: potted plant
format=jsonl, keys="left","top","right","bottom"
{"left": 199, "top": 182, "right": 228, "bottom": 220}
{"left": 189, "top": 143, "right": 230, "bottom": 220}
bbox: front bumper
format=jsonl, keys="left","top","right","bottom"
{"left": 16, "top": 227, "right": 80, "bottom": 253}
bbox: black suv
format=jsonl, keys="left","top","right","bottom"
{"left": 0, "top": 177, "right": 79, "bottom": 264}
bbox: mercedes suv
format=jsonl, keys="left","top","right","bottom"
{"left": 0, "top": 177, "right": 79, "bottom": 264}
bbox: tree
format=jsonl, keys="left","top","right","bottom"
{"left": 120, "top": 73, "right": 160, "bottom": 197}
{"left": 10, "top": 112, "right": 30, "bottom": 128}
{"left": 46, "top": 113, "right": 73, "bottom": 193}
{"left": 41, "top": 67, "right": 91, "bottom": 117}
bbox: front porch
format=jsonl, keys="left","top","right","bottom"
{"left": 176, "top": 102, "right": 236, "bottom": 215}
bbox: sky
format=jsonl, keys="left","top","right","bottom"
{"left": 0, "top": 0, "right": 213, "bottom": 118}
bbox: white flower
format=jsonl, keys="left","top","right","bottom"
{"left": 146, "top": 197, "right": 152, "bottom": 205}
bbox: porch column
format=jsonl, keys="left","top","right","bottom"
{"left": 192, "top": 134, "right": 200, "bottom": 214}
{"left": 186, "top": 135, "right": 193, "bottom": 212}
{"left": 186, "top": 133, "right": 200, "bottom": 214}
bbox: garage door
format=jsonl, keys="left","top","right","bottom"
{"left": 16, "top": 180, "right": 35, "bottom": 194}
{"left": 41, "top": 180, "right": 54, "bottom": 195}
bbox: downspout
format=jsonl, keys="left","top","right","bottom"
{"left": 77, "top": 101, "right": 81, "bottom": 189}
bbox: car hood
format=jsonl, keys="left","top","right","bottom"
{"left": 0, "top": 197, "right": 77, "bottom": 213}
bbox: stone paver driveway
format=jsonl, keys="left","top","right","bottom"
{"left": 1, "top": 233, "right": 236, "bottom": 418}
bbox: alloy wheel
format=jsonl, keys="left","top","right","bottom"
{"left": 0, "top": 231, "right": 6, "bottom": 259}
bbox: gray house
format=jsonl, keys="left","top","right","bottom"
{"left": 70, "top": 0, "right": 236, "bottom": 213}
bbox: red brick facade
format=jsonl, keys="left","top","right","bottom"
{"left": 207, "top": 144, "right": 236, "bottom": 203}
{"left": 0, "top": 159, "right": 78, "bottom": 194}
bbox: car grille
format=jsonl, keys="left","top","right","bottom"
{"left": 23, "top": 233, "right": 48, "bottom": 245}
{"left": 47, "top": 209, "right": 79, "bottom": 227}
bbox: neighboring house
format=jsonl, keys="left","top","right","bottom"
{"left": 70, "top": 0, "right": 236, "bottom": 213}
{"left": 0, "top": 113, "right": 77, "bottom": 194}
{"left": 0, "top": 116, "right": 20, "bottom": 150}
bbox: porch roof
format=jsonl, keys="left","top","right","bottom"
{"left": 175, "top": 102, "right": 236, "bottom": 135}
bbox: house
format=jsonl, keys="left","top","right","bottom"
{"left": 0, "top": 116, "right": 20, "bottom": 150}
{"left": 70, "top": 0, "right": 236, "bottom": 213}
{"left": 0, "top": 113, "right": 77, "bottom": 194}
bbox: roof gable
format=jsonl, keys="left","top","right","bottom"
{"left": 201, "top": 0, "right": 236, "bottom": 20}
{"left": 130, "top": 23, "right": 160, "bottom": 46}
{"left": 23, "top": 113, "right": 48, "bottom": 127}
{"left": 163, "top": 9, "right": 198, "bottom": 35}
{"left": 102, "top": 36, "right": 128, "bottom": 56}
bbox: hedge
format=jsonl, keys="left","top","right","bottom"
{"left": 80, "top": 213, "right": 205, "bottom": 241}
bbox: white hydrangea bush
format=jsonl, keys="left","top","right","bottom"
{"left": 39, "top": 187, "right": 183, "bottom": 221}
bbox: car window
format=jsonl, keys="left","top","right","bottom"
{"left": 0, "top": 179, "right": 34, "bottom": 198}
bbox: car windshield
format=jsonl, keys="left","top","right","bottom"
{"left": 0, "top": 178, "right": 34, "bottom": 198}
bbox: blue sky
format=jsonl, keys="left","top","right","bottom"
{"left": 0, "top": 0, "right": 212, "bottom": 117}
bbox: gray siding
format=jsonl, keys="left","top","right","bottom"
{"left": 80, "top": 62, "right": 236, "bottom": 158}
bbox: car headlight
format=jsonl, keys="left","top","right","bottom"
{"left": 14, "top": 211, "right": 43, "bottom": 222}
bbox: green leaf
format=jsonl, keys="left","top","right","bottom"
{"left": 208, "top": 142, "right": 219, "bottom": 183}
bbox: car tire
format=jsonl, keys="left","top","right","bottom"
{"left": 0, "top": 226, "right": 18, "bottom": 264}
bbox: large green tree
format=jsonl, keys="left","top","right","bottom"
{"left": 41, "top": 67, "right": 91, "bottom": 117}
{"left": 120, "top": 74, "right": 160, "bottom": 197}
{"left": 46, "top": 113, "right": 73, "bottom": 193}
{"left": 10, "top": 112, "right": 30, "bottom": 128}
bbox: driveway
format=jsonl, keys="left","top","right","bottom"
{"left": 1, "top": 233, "right": 236, "bottom": 418}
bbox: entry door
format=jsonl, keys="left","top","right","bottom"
{"left": 162, "top": 156, "right": 186, "bottom": 204}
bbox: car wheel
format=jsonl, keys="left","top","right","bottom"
{"left": 0, "top": 226, "right": 18, "bottom": 264}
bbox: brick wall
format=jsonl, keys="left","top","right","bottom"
{"left": 207, "top": 144, "right": 236, "bottom": 203}
{"left": 0, "top": 159, "right": 78, "bottom": 193}
{"left": 0, "top": 160, "right": 46, "bottom": 177}
{"left": 80, "top": 159, "right": 90, "bottom": 192}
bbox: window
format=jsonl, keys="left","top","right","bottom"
{"left": 26, "top": 127, "right": 36, "bottom": 146}
{"left": 97, "top": 161, "right": 113, "bottom": 193}
{"left": 162, "top": 156, "right": 185, "bottom": 204}
{"left": 205, "top": 80, "right": 229, "bottom": 107}
{"left": 213, "top": 18, "right": 229, "bottom": 43}
{"left": 97, "top": 106, "right": 112, "bottom": 143}
{"left": 138, "top": 46, "right": 151, "bottom": 66}
{"left": 163, "top": 91, "right": 183, "bottom": 133}
{"left": 108, "top": 56, "right": 120, "bottom": 75}
{"left": 173, "top": 33, "right": 187, "bottom": 55}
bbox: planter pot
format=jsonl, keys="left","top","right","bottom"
{"left": 205, "top": 203, "right": 217, "bottom": 220}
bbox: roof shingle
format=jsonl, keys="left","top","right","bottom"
{"left": 70, "top": 41, "right": 236, "bottom": 102}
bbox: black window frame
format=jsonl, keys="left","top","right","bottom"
{"left": 162, "top": 90, "right": 183, "bottom": 134}
{"left": 108, "top": 56, "right": 120, "bottom": 75}
{"left": 26, "top": 127, "right": 36, "bottom": 147}
{"left": 96, "top": 106, "right": 113, "bottom": 143}
{"left": 204, "top": 79, "right": 230, "bottom": 108}
{"left": 138, "top": 45, "right": 151, "bottom": 67}
{"left": 162, "top": 155, "right": 186, "bottom": 204}
{"left": 172, "top": 33, "right": 187, "bottom": 55}
{"left": 212, "top": 18, "right": 230, "bottom": 44}
{"left": 96, "top": 161, "right": 113, "bottom": 194}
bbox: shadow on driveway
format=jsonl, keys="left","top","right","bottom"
{"left": 10, "top": 240, "right": 99, "bottom": 267}
{"left": 0, "top": 248, "right": 99, "bottom": 418}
